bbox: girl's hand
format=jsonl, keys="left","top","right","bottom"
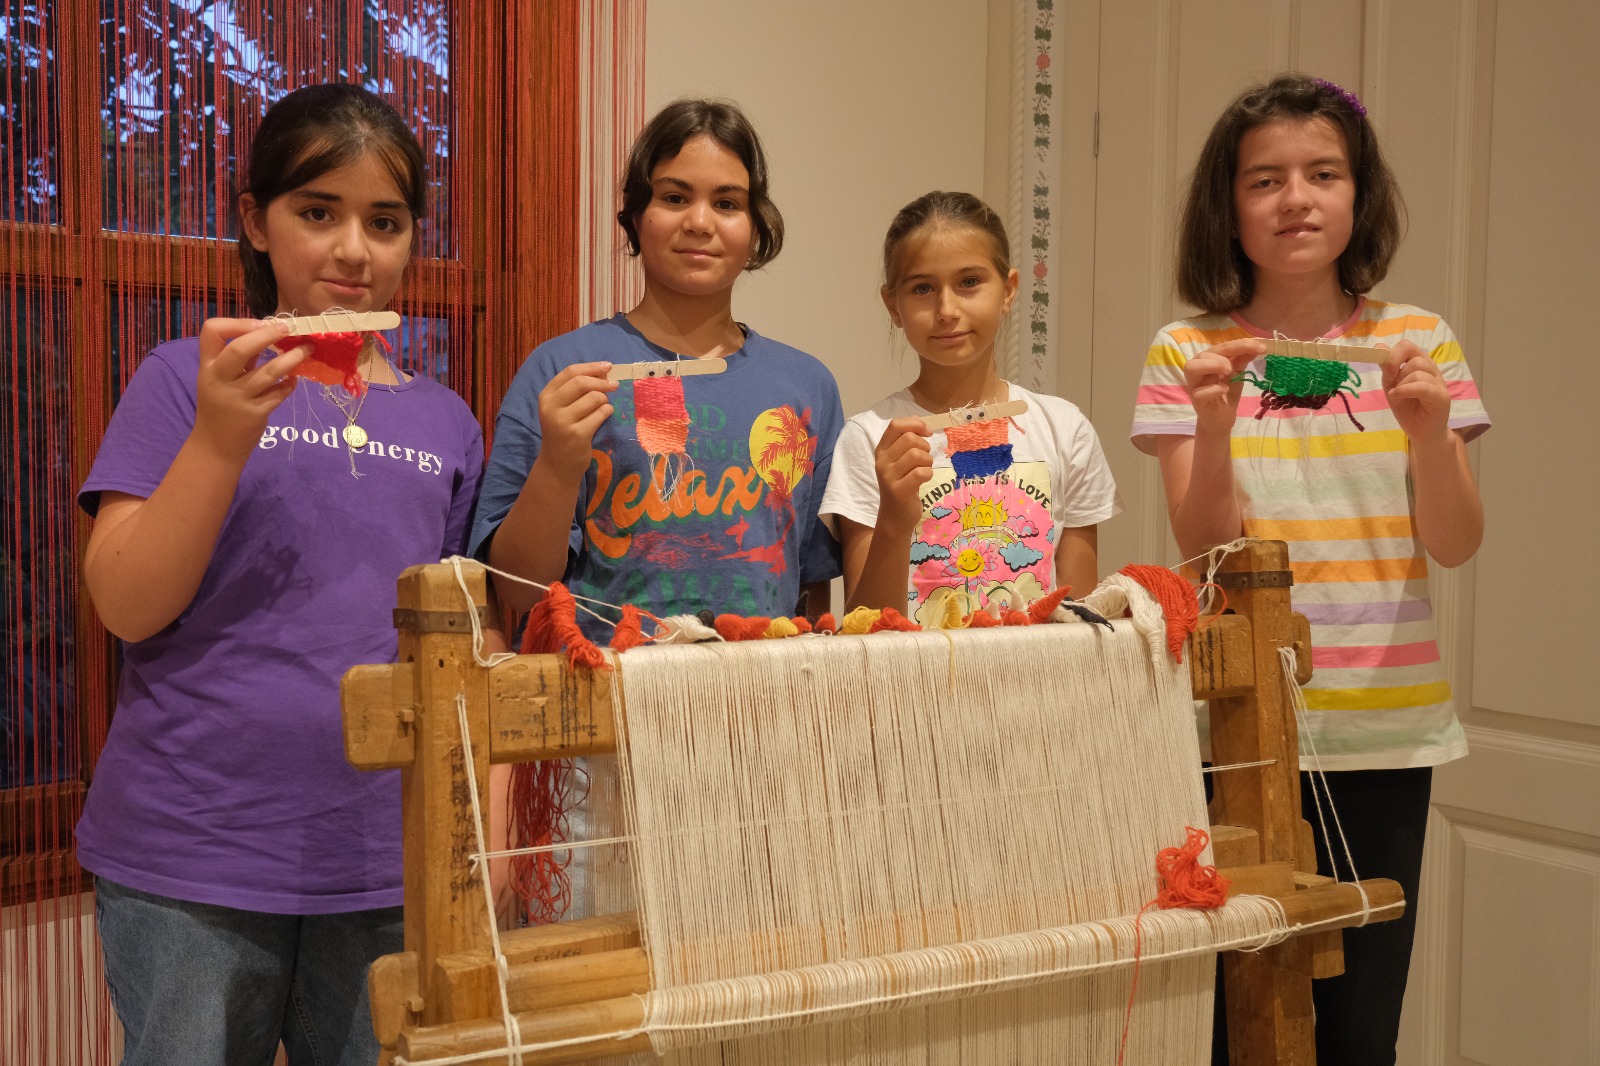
{"left": 1383, "top": 340, "right": 1452, "bottom": 446}
{"left": 874, "top": 417, "right": 934, "bottom": 531}
{"left": 193, "top": 318, "right": 309, "bottom": 464}
{"left": 535, "top": 362, "right": 618, "bottom": 482}
{"left": 1183, "top": 338, "right": 1267, "bottom": 435}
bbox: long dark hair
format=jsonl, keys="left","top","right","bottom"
{"left": 236, "top": 84, "right": 427, "bottom": 316}
{"left": 617, "top": 98, "right": 784, "bottom": 270}
{"left": 1178, "top": 72, "right": 1403, "bottom": 313}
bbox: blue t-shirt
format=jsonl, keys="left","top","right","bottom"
{"left": 77, "top": 338, "right": 484, "bottom": 913}
{"left": 471, "top": 315, "right": 843, "bottom": 636}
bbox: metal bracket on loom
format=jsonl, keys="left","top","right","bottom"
{"left": 921, "top": 398, "right": 1029, "bottom": 431}
{"left": 607, "top": 360, "right": 727, "bottom": 381}
{"left": 1269, "top": 338, "right": 1392, "bottom": 366}
{"left": 277, "top": 310, "right": 401, "bottom": 335}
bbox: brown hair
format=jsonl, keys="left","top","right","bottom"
{"left": 617, "top": 98, "right": 784, "bottom": 270}
{"left": 236, "top": 83, "right": 427, "bottom": 317}
{"left": 1177, "top": 72, "right": 1404, "bottom": 313}
{"left": 882, "top": 190, "right": 1011, "bottom": 292}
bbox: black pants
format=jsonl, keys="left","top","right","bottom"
{"left": 1212, "top": 767, "right": 1433, "bottom": 1066}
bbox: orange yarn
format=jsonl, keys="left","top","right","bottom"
{"left": 507, "top": 756, "right": 588, "bottom": 926}
{"left": 521, "top": 583, "right": 608, "bottom": 671}
{"left": 1000, "top": 608, "right": 1031, "bottom": 627}
{"left": 511, "top": 584, "right": 609, "bottom": 924}
{"left": 868, "top": 608, "right": 920, "bottom": 633}
{"left": 715, "top": 614, "right": 771, "bottom": 641}
{"left": 609, "top": 604, "right": 648, "bottom": 651}
{"left": 1027, "top": 586, "right": 1074, "bottom": 624}
{"left": 967, "top": 610, "right": 1002, "bottom": 628}
{"left": 1118, "top": 564, "right": 1199, "bottom": 663}
{"left": 1118, "top": 827, "right": 1230, "bottom": 1064}
{"left": 815, "top": 612, "right": 837, "bottom": 633}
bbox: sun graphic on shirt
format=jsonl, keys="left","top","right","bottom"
{"left": 959, "top": 494, "right": 1008, "bottom": 532}
{"left": 953, "top": 540, "right": 1000, "bottom": 579}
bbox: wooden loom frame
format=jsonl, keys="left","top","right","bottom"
{"left": 342, "top": 539, "right": 1403, "bottom": 1065}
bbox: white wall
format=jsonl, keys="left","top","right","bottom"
{"left": 644, "top": 0, "right": 991, "bottom": 418}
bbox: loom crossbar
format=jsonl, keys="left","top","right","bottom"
{"left": 342, "top": 540, "right": 1402, "bottom": 1065}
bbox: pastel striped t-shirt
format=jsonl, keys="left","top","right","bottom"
{"left": 1131, "top": 299, "right": 1490, "bottom": 770}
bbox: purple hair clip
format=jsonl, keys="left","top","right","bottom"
{"left": 1314, "top": 77, "right": 1368, "bottom": 117}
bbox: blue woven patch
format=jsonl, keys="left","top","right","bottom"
{"left": 949, "top": 443, "right": 1012, "bottom": 481}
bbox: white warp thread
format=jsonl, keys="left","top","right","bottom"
{"left": 597, "top": 590, "right": 1287, "bottom": 1063}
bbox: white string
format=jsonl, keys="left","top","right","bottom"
{"left": 448, "top": 556, "right": 516, "bottom": 669}
{"left": 472, "top": 833, "right": 634, "bottom": 863}
{"left": 1177, "top": 537, "right": 1257, "bottom": 616}
{"left": 451, "top": 691, "right": 525, "bottom": 1066}
{"left": 1278, "top": 645, "right": 1370, "bottom": 928}
{"left": 447, "top": 554, "right": 671, "bottom": 637}
{"left": 1200, "top": 759, "right": 1277, "bottom": 774}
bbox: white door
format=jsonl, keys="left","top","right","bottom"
{"left": 1060, "top": 1, "right": 1600, "bottom": 1061}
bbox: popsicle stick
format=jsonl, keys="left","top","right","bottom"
{"left": 1268, "top": 338, "right": 1390, "bottom": 366}
{"left": 921, "top": 399, "right": 1029, "bottom": 431}
{"left": 276, "top": 311, "right": 401, "bottom": 335}
{"left": 606, "top": 359, "right": 727, "bottom": 381}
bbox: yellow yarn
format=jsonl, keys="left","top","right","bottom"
{"left": 763, "top": 616, "right": 800, "bottom": 640}
{"left": 840, "top": 607, "right": 882, "bottom": 635}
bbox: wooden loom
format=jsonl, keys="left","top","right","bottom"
{"left": 341, "top": 539, "right": 1403, "bottom": 1065}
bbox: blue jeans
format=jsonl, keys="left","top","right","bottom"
{"left": 95, "top": 877, "right": 403, "bottom": 1066}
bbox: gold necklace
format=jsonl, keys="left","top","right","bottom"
{"left": 326, "top": 348, "right": 377, "bottom": 449}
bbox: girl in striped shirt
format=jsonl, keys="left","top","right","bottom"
{"left": 1130, "top": 73, "right": 1489, "bottom": 1065}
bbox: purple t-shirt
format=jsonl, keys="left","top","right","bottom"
{"left": 77, "top": 337, "right": 483, "bottom": 914}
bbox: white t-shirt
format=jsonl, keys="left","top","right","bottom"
{"left": 821, "top": 384, "right": 1121, "bottom": 627}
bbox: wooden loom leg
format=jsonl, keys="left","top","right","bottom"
{"left": 1207, "top": 540, "right": 1317, "bottom": 1065}
{"left": 380, "top": 565, "right": 498, "bottom": 1040}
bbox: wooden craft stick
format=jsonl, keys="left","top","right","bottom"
{"left": 1267, "top": 337, "right": 1391, "bottom": 366}
{"left": 607, "top": 359, "right": 727, "bottom": 381}
{"left": 920, "top": 399, "right": 1029, "bottom": 431}
{"left": 277, "top": 310, "right": 401, "bottom": 335}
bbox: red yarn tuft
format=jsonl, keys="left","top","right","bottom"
{"left": 507, "top": 756, "right": 589, "bottom": 926}
{"left": 288, "top": 330, "right": 367, "bottom": 395}
{"left": 522, "top": 583, "right": 608, "bottom": 670}
{"left": 1118, "top": 563, "right": 1199, "bottom": 662}
{"left": 868, "top": 608, "right": 921, "bottom": 633}
{"left": 1000, "top": 608, "right": 1031, "bottom": 627}
{"left": 815, "top": 612, "right": 837, "bottom": 633}
{"left": 790, "top": 616, "right": 814, "bottom": 634}
{"left": 1153, "top": 825, "right": 1231, "bottom": 908}
{"left": 512, "top": 584, "right": 607, "bottom": 925}
{"left": 1027, "top": 586, "right": 1075, "bottom": 624}
{"left": 715, "top": 614, "right": 770, "bottom": 641}
{"left": 967, "top": 610, "right": 1002, "bottom": 628}
{"left": 1118, "top": 827, "right": 1231, "bottom": 1063}
{"left": 609, "top": 604, "right": 648, "bottom": 651}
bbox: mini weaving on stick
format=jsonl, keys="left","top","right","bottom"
{"left": 610, "top": 360, "right": 725, "bottom": 497}
{"left": 1235, "top": 336, "right": 1389, "bottom": 431}
{"left": 926, "top": 399, "right": 1030, "bottom": 481}
{"left": 275, "top": 309, "right": 400, "bottom": 396}
{"left": 632, "top": 375, "right": 693, "bottom": 496}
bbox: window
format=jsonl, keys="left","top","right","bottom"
{"left": 1, "top": 0, "right": 580, "bottom": 908}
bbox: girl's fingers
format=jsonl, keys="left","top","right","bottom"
{"left": 205, "top": 319, "right": 294, "bottom": 377}
{"left": 249, "top": 342, "right": 310, "bottom": 386}
{"left": 546, "top": 363, "right": 618, "bottom": 402}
